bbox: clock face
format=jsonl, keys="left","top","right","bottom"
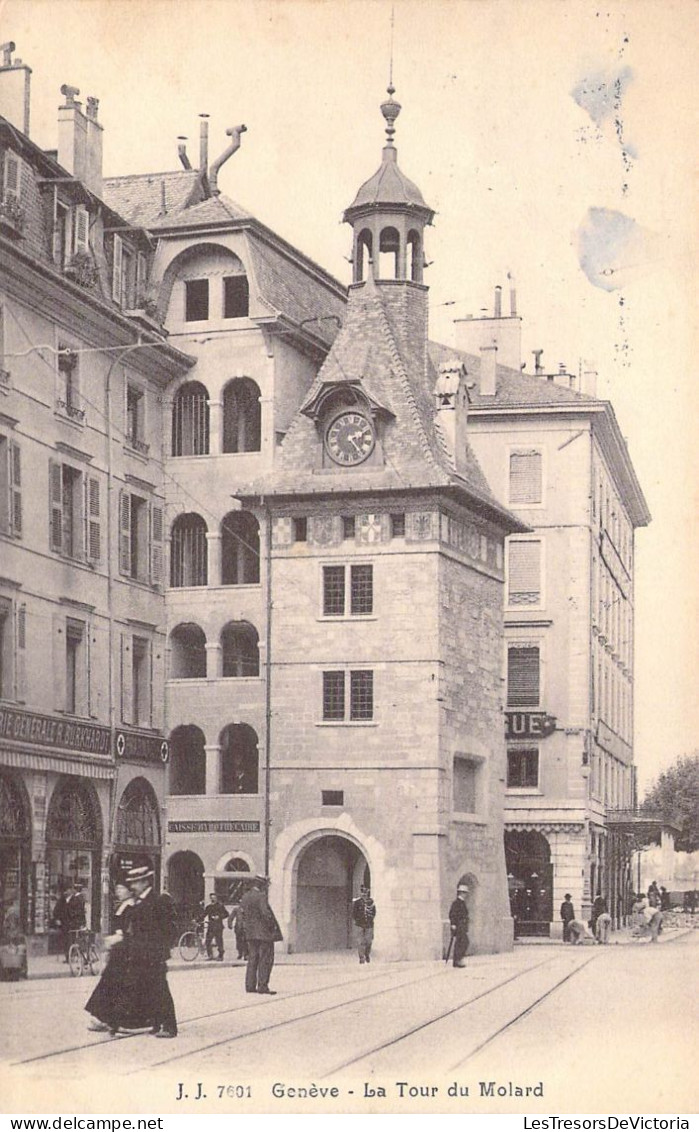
{"left": 325, "top": 411, "right": 376, "bottom": 467}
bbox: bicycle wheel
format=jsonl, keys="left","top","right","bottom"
{"left": 87, "top": 944, "right": 101, "bottom": 975}
{"left": 179, "top": 931, "right": 199, "bottom": 962}
{"left": 68, "top": 943, "right": 84, "bottom": 976}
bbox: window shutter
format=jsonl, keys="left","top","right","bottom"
{"left": 509, "top": 451, "right": 542, "bottom": 504}
{"left": 508, "top": 541, "right": 541, "bottom": 606}
{"left": 136, "top": 252, "right": 147, "bottom": 304}
{"left": 73, "top": 206, "right": 89, "bottom": 253}
{"left": 4, "top": 152, "right": 20, "bottom": 198}
{"left": 150, "top": 502, "right": 164, "bottom": 586}
{"left": 112, "top": 235, "right": 123, "bottom": 303}
{"left": 151, "top": 640, "right": 164, "bottom": 729}
{"left": 507, "top": 646, "right": 540, "bottom": 706}
{"left": 120, "top": 632, "right": 133, "bottom": 724}
{"left": 49, "top": 459, "right": 63, "bottom": 553}
{"left": 119, "top": 489, "right": 131, "bottom": 575}
{"left": 15, "top": 603, "right": 26, "bottom": 701}
{"left": 53, "top": 614, "right": 66, "bottom": 710}
{"left": 10, "top": 441, "right": 21, "bottom": 537}
{"left": 86, "top": 476, "right": 101, "bottom": 563}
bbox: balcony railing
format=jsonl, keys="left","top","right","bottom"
{"left": 56, "top": 399, "right": 86, "bottom": 422}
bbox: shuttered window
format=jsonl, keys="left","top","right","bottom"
{"left": 509, "top": 450, "right": 542, "bottom": 504}
{"left": 507, "top": 646, "right": 540, "bottom": 707}
{"left": 0, "top": 436, "right": 21, "bottom": 537}
{"left": 111, "top": 234, "right": 123, "bottom": 302}
{"left": 508, "top": 540, "right": 542, "bottom": 606}
{"left": 48, "top": 460, "right": 85, "bottom": 559}
{"left": 73, "top": 205, "right": 89, "bottom": 254}
{"left": 3, "top": 151, "right": 20, "bottom": 199}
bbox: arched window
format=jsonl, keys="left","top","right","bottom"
{"left": 169, "top": 725, "right": 206, "bottom": 796}
{"left": 221, "top": 511, "right": 260, "bottom": 585}
{"left": 169, "top": 623, "right": 207, "bottom": 679}
{"left": 172, "top": 381, "right": 210, "bottom": 456}
{"left": 216, "top": 857, "right": 251, "bottom": 905}
{"left": 356, "top": 229, "right": 373, "bottom": 282}
{"left": 170, "top": 513, "right": 208, "bottom": 587}
{"left": 379, "top": 226, "right": 400, "bottom": 279}
{"left": 221, "top": 622, "right": 259, "bottom": 677}
{"left": 222, "top": 378, "right": 261, "bottom": 454}
{"left": 115, "top": 778, "right": 160, "bottom": 848}
{"left": 407, "top": 230, "right": 422, "bottom": 282}
{"left": 219, "top": 724, "right": 258, "bottom": 794}
{"left": 46, "top": 779, "right": 99, "bottom": 844}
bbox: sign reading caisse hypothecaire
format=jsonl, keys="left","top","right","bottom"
{"left": 505, "top": 711, "right": 557, "bottom": 741}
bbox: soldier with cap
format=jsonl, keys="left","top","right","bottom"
{"left": 239, "top": 875, "right": 283, "bottom": 995}
{"left": 352, "top": 885, "right": 377, "bottom": 964}
{"left": 125, "top": 865, "right": 178, "bottom": 1038}
{"left": 448, "top": 882, "right": 470, "bottom": 968}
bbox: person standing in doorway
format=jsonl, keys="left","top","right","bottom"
{"left": 125, "top": 866, "right": 178, "bottom": 1038}
{"left": 352, "top": 885, "right": 377, "bottom": 964}
{"left": 203, "top": 892, "right": 227, "bottom": 961}
{"left": 239, "top": 876, "right": 283, "bottom": 995}
{"left": 560, "top": 893, "right": 575, "bottom": 942}
{"left": 449, "top": 883, "right": 470, "bottom": 968}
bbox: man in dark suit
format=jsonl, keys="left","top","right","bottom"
{"left": 239, "top": 876, "right": 282, "bottom": 995}
{"left": 64, "top": 883, "right": 87, "bottom": 960}
{"left": 203, "top": 892, "right": 228, "bottom": 961}
{"left": 125, "top": 866, "right": 178, "bottom": 1038}
{"left": 448, "top": 882, "right": 470, "bottom": 968}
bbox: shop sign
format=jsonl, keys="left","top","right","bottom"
{"left": 0, "top": 706, "right": 111, "bottom": 756}
{"left": 115, "top": 731, "right": 169, "bottom": 764}
{"left": 168, "top": 821, "right": 260, "bottom": 834}
{"left": 505, "top": 711, "right": 557, "bottom": 741}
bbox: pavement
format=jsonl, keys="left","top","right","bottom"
{"left": 17, "top": 917, "right": 697, "bottom": 981}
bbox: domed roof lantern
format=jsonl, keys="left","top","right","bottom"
{"left": 343, "top": 85, "right": 434, "bottom": 222}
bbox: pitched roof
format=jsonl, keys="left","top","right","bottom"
{"left": 102, "top": 170, "right": 207, "bottom": 226}
{"left": 428, "top": 341, "right": 597, "bottom": 409}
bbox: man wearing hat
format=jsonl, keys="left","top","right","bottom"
{"left": 449, "top": 882, "right": 470, "bottom": 968}
{"left": 125, "top": 866, "right": 178, "bottom": 1037}
{"left": 239, "top": 876, "right": 283, "bottom": 995}
{"left": 351, "top": 885, "right": 377, "bottom": 964}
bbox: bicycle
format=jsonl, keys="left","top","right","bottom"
{"left": 68, "top": 928, "right": 101, "bottom": 977}
{"left": 178, "top": 920, "right": 206, "bottom": 962}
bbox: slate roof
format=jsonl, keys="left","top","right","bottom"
{"left": 428, "top": 341, "right": 598, "bottom": 409}
{"left": 102, "top": 170, "right": 208, "bottom": 227}
{"left": 345, "top": 146, "right": 431, "bottom": 216}
{"left": 235, "top": 277, "right": 522, "bottom": 530}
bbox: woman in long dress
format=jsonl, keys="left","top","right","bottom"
{"left": 84, "top": 884, "right": 152, "bottom": 1034}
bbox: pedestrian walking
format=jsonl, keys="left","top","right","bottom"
{"left": 227, "top": 902, "right": 248, "bottom": 960}
{"left": 560, "top": 893, "right": 575, "bottom": 942}
{"left": 125, "top": 866, "right": 178, "bottom": 1038}
{"left": 352, "top": 885, "right": 377, "bottom": 964}
{"left": 659, "top": 886, "right": 671, "bottom": 912}
{"left": 84, "top": 883, "right": 144, "bottom": 1034}
{"left": 448, "top": 882, "right": 470, "bottom": 968}
{"left": 203, "top": 892, "right": 227, "bottom": 961}
{"left": 647, "top": 880, "right": 660, "bottom": 908}
{"left": 239, "top": 876, "right": 283, "bottom": 995}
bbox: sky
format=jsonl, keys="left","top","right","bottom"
{"left": 2, "top": 0, "right": 697, "bottom": 792}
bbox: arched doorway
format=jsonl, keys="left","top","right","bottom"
{"left": 46, "top": 777, "right": 102, "bottom": 933}
{"left": 111, "top": 778, "right": 161, "bottom": 893}
{"left": 294, "top": 835, "right": 369, "bottom": 952}
{"left": 214, "top": 856, "right": 251, "bottom": 905}
{"left": 0, "top": 772, "right": 30, "bottom": 936}
{"left": 505, "top": 830, "right": 553, "bottom": 937}
{"left": 167, "top": 850, "right": 204, "bottom": 924}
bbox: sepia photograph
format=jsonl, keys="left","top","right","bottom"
{"left": 0, "top": 0, "right": 697, "bottom": 1119}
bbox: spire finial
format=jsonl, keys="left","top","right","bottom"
{"left": 380, "top": 6, "right": 401, "bottom": 146}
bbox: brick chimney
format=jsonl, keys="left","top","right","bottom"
{"left": 479, "top": 344, "right": 498, "bottom": 396}
{"left": 0, "top": 43, "right": 32, "bottom": 136}
{"left": 57, "top": 84, "right": 103, "bottom": 196}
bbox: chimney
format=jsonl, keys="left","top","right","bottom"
{"left": 454, "top": 283, "right": 521, "bottom": 371}
{"left": 581, "top": 366, "right": 598, "bottom": 397}
{"left": 0, "top": 42, "right": 32, "bottom": 136}
{"left": 199, "top": 114, "right": 210, "bottom": 172}
{"left": 434, "top": 360, "right": 469, "bottom": 471}
{"left": 533, "top": 349, "right": 544, "bottom": 375}
{"left": 177, "top": 136, "right": 191, "bottom": 170}
{"left": 479, "top": 344, "right": 498, "bottom": 396}
{"left": 57, "top": 84, "right": 103, "bottom": 195}
{"left": 508, "top": 272, "right": 517, "bottom": 316}
{"left": 209, "top": 123, "right": 247, "bottom": 194}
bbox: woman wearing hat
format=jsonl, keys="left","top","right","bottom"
{"left": 122, "top": 866, "right": 178, "bottom": 1037}
{"left": 84, "top": 883, "right": 144, "bottom": 1034}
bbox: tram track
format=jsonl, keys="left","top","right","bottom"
{"left": 9, "top": 950, "right": 596, "bottom": 1077}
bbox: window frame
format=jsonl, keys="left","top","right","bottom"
{"left": 507, "top": 446, "right": 544, "bottom": 508}
{"left": 320, "top": 668, "right": 375, "bottom": 724}
{"left": 452, "top": 754, "right": 484, "bottom": 817}
{"left": 506, "top": 747, "right": 540, "bottom": 791}
{"left": 506, "top": 641, "right": 542, "bottom": 708}
{"left": 506, "top": 536, "right": 545, "bottom": 610}
{"left": 320, "top": 562, "right": 374, "bottom": 620}
{"left": 0, "top": 432, "right": 21, "bottom": 539}
{"left": 184, "top": 278, "right": 210, "bottom": 322}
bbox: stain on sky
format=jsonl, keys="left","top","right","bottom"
{"left": 571, "top": 65, "right": 634, "bottom": 128}
{"left": 577, "top": 207, "right": 649, "bottom": 291}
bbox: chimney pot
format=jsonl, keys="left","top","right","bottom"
{"left": 1, "top": 42, "right": 16, "bottom": 67}
{"left": 494, "top": 285, "right": 502, "bottom": 318}
{"left": 199, "top": 114, "right": 210, "bottom": 173}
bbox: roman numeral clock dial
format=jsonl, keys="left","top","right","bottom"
{"left": 325, "top": 411, "right": 376, "bottom": 466}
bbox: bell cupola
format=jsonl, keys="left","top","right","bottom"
{"left": 344, "top": 86, "right": 434, "bottom": 285}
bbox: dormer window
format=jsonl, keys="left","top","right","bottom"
{"left": 185, "top": 279, "right": 209, "bottom": 321}
{"left": 223, "top": 275, "right": 249, "bottom": 318}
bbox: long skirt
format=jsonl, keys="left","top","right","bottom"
{"left": 85, "top": 943, "right": 153, "bottom": 1030}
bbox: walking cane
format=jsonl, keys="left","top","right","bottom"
{"left": 445, "top": 932, "right": 454, "bottom": 965}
